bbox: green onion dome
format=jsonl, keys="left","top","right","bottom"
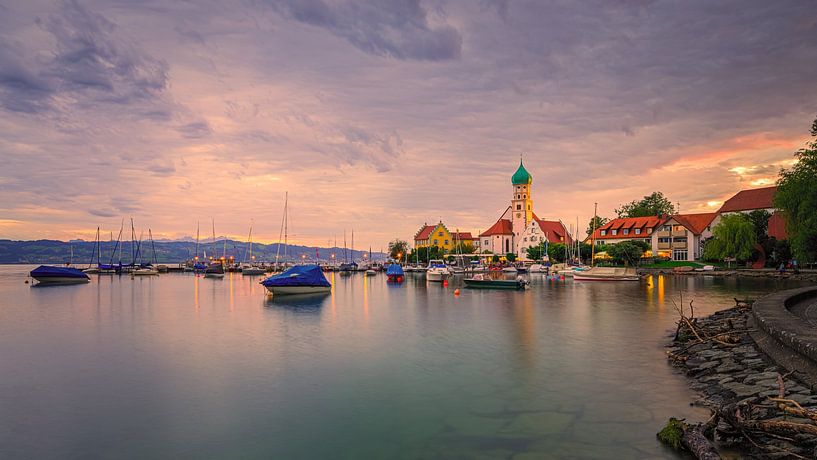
{"left": 511, "top": 161, "right": 532, "bottom": 185}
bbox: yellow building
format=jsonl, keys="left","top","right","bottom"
{"left": 414, "top": 221, "right": 454, "bottom": 251}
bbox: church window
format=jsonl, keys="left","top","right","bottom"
{"left": 444, "top": 240, "right": 449, "bottom": 245}
{"left": 516, "top": 205, "right": 521, "bottom": 210}
{"left": 523, "top": 195, "right": 526, "bottom": 199}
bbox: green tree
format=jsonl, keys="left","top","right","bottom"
{"left": 703, "top": 214, "right": 757, "bottom": 262}
{"left": 615, "top": 191, "right": 676, "bottom": 218}
{"left": 526, "top": 244, "right": 545, "bottom": 261}
{"left": 547, "top": 243, "right": 567, "bottom": 263}
{"left": 607, "top": 240, "right": 649, "bottom": 266}
{"left": 586, "top": 216, "right": 609, "bottom": 236}
{"left": 451, "top": 242, "right": 475, "bottom": 255}
{"left": 506, "top": 252, "right": 517, "bottom": 262}
{"left": 774, "top": 117, "right": 817, "bottom": 264}
{"left": 492, "top": 254, "right": 500, "bottom": 263}
{"left": 745, "top": 210, "right": 772, "bottom": 241}
{"left": 388, "top": 239, "right": 408, "bottom": 261}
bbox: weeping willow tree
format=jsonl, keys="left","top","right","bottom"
{"left": 703, "top": 214, "right": 757, "bottom": 262}
{"left": 774, "top": 117, "right": 817, "bottom": 264}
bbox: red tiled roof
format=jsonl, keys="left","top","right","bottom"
{"left": 768, "top": 211, "right": 788, "bottom": 240}
{"left": 453, "top": 232, "right": 474, "bottom": 241}
{"left": 414, "top": 225, "right": 435, "bottom": 241}
{"left": 589, "top": 216, "right": 666, "bottom": 240}
{"left": 718, "top": 186, "right": 777, "bottom": 213}
{"left": 671, "top": 213, "right": 718, "bottom": 235}
{"left": 531, "top": 213, "right": 572, "bottom": 244}
{"left": 480, "top": 219, "right": 513, "bottom": 236}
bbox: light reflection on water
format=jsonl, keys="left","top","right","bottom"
{"left": 0, "top": 264, "right": 809, "bottom": 459}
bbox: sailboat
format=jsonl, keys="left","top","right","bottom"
{"left": 133, "top": 229, "right": 159, "bottom": 275}
{"left": 204, "top": 219, "right": 225, "bottom": 278}
{"left": 242, "top": 221, "right": 265, "bottom": 275}
{"left": 338, "top": 229, "right": 356, "bottom": 273}
{"left": 83, "top": 227, "right": 101, "bottom": 274}
{"left": 261, "top": 192, "right": 332, "bottom": 295}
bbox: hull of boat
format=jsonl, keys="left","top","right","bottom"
{"left": 241, "top": 268, "right": 266, "bottom": 275}
{"left": 387, "top": 275, "right": 404, "bottom": 283}
{"left": 83, "top": 268, "right": 100, "bottom": 274}
{"left": 203, "top": 273, "right": 225, "bottom": 278}
{"left": 33, "top": 276, "right": 90, "bottom": 285}
{"left": 265, "top": 285, "right": 332, "bottom": 295}
{"left": 133, "top": 270, "right": 159, "bottom": 276}
{"left": 426, "top": 271, "right": 449, "bottom": 281}
{"left": 464, "top": 279, "right": 525, "bottom": 289}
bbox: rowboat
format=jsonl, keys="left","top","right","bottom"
{"left": 572, "top": 267, "right": 639, "bottom": 281}
{"left": 464, "top": 274, "right": 528, "bottom": 290}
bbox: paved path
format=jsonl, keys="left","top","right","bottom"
{"left": 789, "top": 297, "right": 817, "bottom": 328}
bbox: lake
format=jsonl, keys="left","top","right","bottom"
{"left": 0, "top": 265, "right": 806, "bottom": 459}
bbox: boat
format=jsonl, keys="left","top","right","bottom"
{"left": 261, "top": 265, "right": 332, "bottom": 295}
{"left": 241, "top": 222, "right": 266, "bottom": 275}
{"left": 133, "top": 267, "right": 159, "bottom": 276}
{"left": 241, "top": 266, "right": 266, "bottom": 275}
{"left": 426, "top": 260, "right": 450, "bottom": 282}
{"left": 502, "top": 266, "right": 518, "bottom": 273}
{"left": 464, "top": 274, "right": 528, "bottom": 290}
{"left": 203, "top": 262, "right": 225, "bottom": 279}
{"left": 30, "top": 265, "right": 90, "bottom": 285}
{"left": 386, "top": 264, "right": 404, "bottom": 282}
{"left": 572, "top": 267, "right": 640, "bottom": 281}
{"left": 365, "top": 269, "right": 376, "bottom": 276}
{"left": 529, "top": 264, "right": 547, "bottom": 273}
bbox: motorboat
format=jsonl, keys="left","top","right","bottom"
{"left": 261, "top": 265, "right": 332, "bottom": 295}
{"left": 365, "top": 269, "right": 377, "bottom": 276}
{"left": 464, "top": 274, "right": 528, "bottom": 290}
{"left": 386, "top": 264, "right": 404, "bottom": 282}
{"left": 426, "top": 260, "right": 450, "bottom": 282}
{"left": 572, "top": 267, "right": 640, "bottom": 281}
{"left": 133, "top": 267, "right": 159, "bottom": 276}
{"left": 528, "top": 264, "right": 548, "bottom": 273}
{"left": 203, "top": 263, "right": 225, "bottom": 279}
{"left": 502, "top": 266, "right": 518, "bottom": 273}
{"left": 30, "top": 265, "right": 90, "bottom": 285}
{"left": 241, "top": 265, "right": 266, "bottom": 275}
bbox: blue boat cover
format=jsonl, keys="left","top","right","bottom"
{"left": 30, "top": 265, "right": 89, "bottom": 279}
{"left": 386, "top": 264, "right": 404, "bottom": 276}
{"left": 262, "top": 265, "right": 331, "bottom": 288}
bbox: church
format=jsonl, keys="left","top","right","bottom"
{"left": 478, "top": 160, "right": 572, "bottom": 260}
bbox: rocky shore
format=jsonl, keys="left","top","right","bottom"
{"left": 665, "top": 301, "right": 817, "bottom": 458}
{"left": 639, "top": 268, "right": 817, "bottom": 282}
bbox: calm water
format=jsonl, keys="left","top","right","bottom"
{"left": 0, "top": 265, "right": 807, "bottom": 459}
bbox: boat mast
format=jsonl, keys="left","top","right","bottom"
{"left": 149, "top": 229, "right": 157, "bottom": 265}
{"left": 590, "top": 202, "right": 598, "bottom": 267}
{"left": 343, "top": 230, "right": 347, "bottom": 263}
{"left": 130, "top": 218, "right": 136, "bottom": 265}
{"left": 211, "top": 218, "right": 216, "bottom": 263}
{"left": 246, "top": 221, "right": 253, "bottom": 264}
{"left": 283, "top": 192, "right": 288, "bottom": 264}
{"left": 195, "top": 221, "right": 200, "bottom": 263}
{"left": 111, "top": 219, "right": 123, "bottom": 266}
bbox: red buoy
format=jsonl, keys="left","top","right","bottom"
{"left": 454, "top": 288, "right": 460, "bottom": 296}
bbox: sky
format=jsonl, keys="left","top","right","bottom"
{"left": 1, "top": 0, "right": 816, "bottom": 248}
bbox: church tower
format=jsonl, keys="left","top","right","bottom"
{"left": 511, "top": 160, "right": 533, "bottom": 246}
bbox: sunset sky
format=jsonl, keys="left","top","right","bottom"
{"left": 1, "top": 0, "right": 815, "bottom": 248}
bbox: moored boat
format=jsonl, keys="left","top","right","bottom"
{"left": 203, "top": 263, "right": 225, "bottom": 279}
{"left": 261, "top": 265, "right": 332, "bottom": 295}
{"left": 572, "top": 267, "right": 639, "bottom": 281}
{"left": 30, "top": 265, "right": 90, "bottom": 285}
{"left": 464, "top": 274, "right": 528, "bottom": 290}
{"left": 133, "top": 267, "right": 159, "bottom": 276}
{"left": 241, "top": 265, "right": 266, "bottom": 275}
{"left": 426, "top": 260, "right": 450, "bottom": 282}
{"left": 365, "top": 269, "right": 376, "bottom": 276}
{"left": 386, "top": 264, "right": 404, "bottom": 282}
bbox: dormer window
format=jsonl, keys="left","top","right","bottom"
{"left": 623, "top": 229, "right": 629, "bottom": 235}
{"left": 635, "top": 228, "right": 641, "bottom": 235}
{"left": 600, "top": 230, "right": 607, "bottom": 236}
{"left": 611, "top": 229, "right": 617, "bottom": 235}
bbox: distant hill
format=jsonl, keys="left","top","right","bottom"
{"left": 0, "top": 239, "right": 383, "bottom": 264}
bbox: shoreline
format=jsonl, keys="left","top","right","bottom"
{"left": 665, "top": 300, "right": 817, "bottom": 458}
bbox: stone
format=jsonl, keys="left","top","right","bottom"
{"left": 715, "top": 361, "right": 743, "bottom": 373}
{"left": 694, "top": 361, "right": 721, "bottom": 371}
{"left": 718, "top": 377, "right": 735, "bottom": 385}
{"left": 744, "top": 372, "right": 780, "bottom": 384}
{"left": 722, "top": 382, "right": 762, "bottom": 398}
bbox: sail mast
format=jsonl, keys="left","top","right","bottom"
{"left": 149, "top": 229, "right": 157, "bottom": 264}
{"left": 195, "top": 221, "right": 200, "bottom": 263}
{"left": 283, "top": 192, "right": 288, "bottom": 264}
{"left": 590, "top": 202, "right": 598, "bottom": 267}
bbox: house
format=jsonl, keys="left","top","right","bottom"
{"left": 479, "top": 214, "right": 514, "bottom": 255}
{"left": 654, "top": 213, "right": 718, "bottom": 261}
{"left": 414, "top": 222, "right": 474, "bottom": 252}
{"left": 716, "top": 185, "right": 787, "bottom": 240}
{"left": 587, "top": 216, "right": 665, "bottom": 247}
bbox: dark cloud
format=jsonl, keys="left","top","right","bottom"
{"left": 268, "top": 0, "right": 462, "bottom": 60}
{"left": 176, "top": 121, "right": 212, "bottom": 139}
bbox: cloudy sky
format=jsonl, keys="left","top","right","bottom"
{"left": 1, "top": 0, "right": 815, "bottom": 248}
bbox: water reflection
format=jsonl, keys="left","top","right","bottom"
{"left": 264, "top": 292, "right": 330, "bottom": 313}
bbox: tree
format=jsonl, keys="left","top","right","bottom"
{"left": 547, "top": 243, "right": 567, "bottom": 263}
{"left": 745, "top": 210, "right": 772, "bottom": 241}
{"left": 774, "top": 116, "right": 817, "bottom": 264}
{"left": 526, "top": 244, "right": 545, "bottom": 261}
{"left": 586, "top": 216, "right": 609, "bottom": 236}
{"left": 703, "top": 214, "right": 757, "bottom": 262}
{"left": 492, "top": 254, "right": 500, "bottom": 263}
{"left": 451, "top": 242, "right": 475, "bottom": 255}
{"left": 615, "top": 191, "right": 676, "bottom": 218}
{"left": 607, "top": 240, "right": 649, "bottom": 266}
{"left": 388, "top": 239, "right": 408, "bottom": 262}
{"left": 506, "top": 252, "right": 517, "bottom": 262}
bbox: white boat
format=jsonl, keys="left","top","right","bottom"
{"left": 83, "top": 267, "right": 100, "bottom": 274}
{"left": 241, "top": 265, "right": 266, "bottom": 275}
{"left": 133, "top": 267, "right": 159, "bottom": 276}
{"left": 502, "top": 266, "right": 518, "bottom": 273}
{"left": 573, "top": 267, "right": 639, "bottom": 281}
{"left": 528, "top": 264, "right": 547, "bottom": 273}
{"left": 365, "top": 269, "right": 376, "bottom": 276}
{"left": 426, "top": 260, "right": 450, "bottom": 282}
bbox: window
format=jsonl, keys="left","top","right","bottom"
{"left": 523, "top": 237, "right": 527, "bottom": 242}
{"left": 516, "top": 204, "right": 521, "bottom": 210}
{"left": 560, "top": 236, "right": 564, "bottom": 241}
{"left": 622, "top": 229, "right": 629, "bottom": 235}
{"left": 673, "top": 250, "right": 688, "bottom": 261}
{"left": 433, "top": 239, "right": 438, "bottom": 245}
{"left": 516, "top": 186, "right": 520, "bottom": 191}
{"left": 523, "top": 195, "right": 526, "bottom": 199}
{"left": 662, "top": 225, "right": 671, "bottom": 232}
{"left": 444, "top": 240, "right": 449, "bottom": 245}
{"left": 531, "top": 236, "right": 537, "bottom": 241}
{"left": 438, "top": 231, "right": 443, "bottom": 236}
{"left": 600, "top": 230, "right": 607, "bottom": 236}
{"left": 647, "top": 228, "right": 652, "bottom": 234}
{"left": 658, "top": 237, "right": 671, "bottom": 243}
{"left": 673, "top": 237, "right": 686, "bottom": 243}
{"left": 635, "top": 228, "right": 641, "bottom": 235}
{"left": 484, "top": 239, "right": 489, "bottom": 246}
{"left": 673, "top": 225, "right": 684, "bottom": 232}
{"left": 527, "top": 205, "right": 530, "bottom": 210}
{"left": 611, "top": 229, "right": 617, "bottom": 235}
